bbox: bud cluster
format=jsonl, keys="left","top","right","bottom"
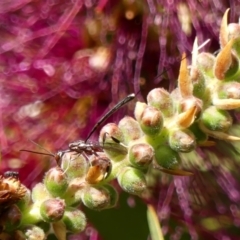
{"left": 1, "top": 8, "right": 240, "bottom": 240}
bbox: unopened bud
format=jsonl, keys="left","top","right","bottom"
{"left": 169, "top": 129, "right": 196, "bottom": 152}
{"left": 129, "top": 143, "right": 154, "bottom": 169}
{"left": 102, "top": 184, "right": 119, "bottom": 209}
{"left": 218, "top": 82, "right": 240, "bottom": 99}
{"left": 64, "top": 178, "right": 85, "bottom": 207}
{"left": 147, "top": 88, "right": 174, "bottom": 117}
{"left": 118, "top": 116, "right": 142, "bottom": 143}
{"left": 0, "top": 204, "right": 21, "bottom": 231}
{"left": 228, "top": 23, "right": 240, "bottom": 41}
{"left": 40, "top": 198, "right": 65, "bottom": 222}
{"left": 117, "top": 167, "right": 147, "bottom": 196}
{"left": 189, "top": 122, "right": 208, "bottom": 143}
{"left": 16, "top": 187, "right": 31, "bottom": 210}
{"left": 139, "top": 106, "right": 163, "bottom": 136}
{"left": 196, "top": 52, "right": 215, "bottom": 77}
{"left": 99, "top": 123, "right": 126, "bottom": 160}
{"left": 61, "top": 152, "right": 88, "bottom": 179}
{"left": 134, "top": 101, "right": 147, "bottom": 122}
{"left": 63, "top": 208, "right": 86, "bottom": 233}
{"left": 201, "top": 106, "right": 232, "bottom": 132}
{"left": 81, "top": 185, "right": 111, "bottom": 210}
{"left": 32, "top": 183, "right": 50, "bottom": 203}
{"left": 25, "top": 226, "right": 46, "bottom": 240}
{"left": 155, "top": 145, "right": 180, "bottom": 169}
{"left": 44, "top": 167, "right": 68, "bottom": 197}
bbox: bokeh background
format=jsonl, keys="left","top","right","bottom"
{"left": 1, "top": 0, "right": 240, "bottom": 239}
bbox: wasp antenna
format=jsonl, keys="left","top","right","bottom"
{"left": 85, "top": 93, "right": 135, "bottom": 142}
{"left": 20, "top": 149, "right": 55, "bottom": 158}
{"left": 27, "top": 139, "right": 53, "bottom": 155}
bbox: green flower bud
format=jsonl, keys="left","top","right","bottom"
{"left": 196, "top": 52, "right": 215, "bottom": 77}
{"left": 139, "top": 106, "right": 163, "bottom": 136}
{"left": 63, "top": 208, "right": 86, "bottom": 233}
{"left": 16, "top": 187, "right": 31, "bottom": 210}
{"left": 40, "top": 199, "right": 65, "bottom": 222}
{"left": 61, "top": 152, "right": 88, "bottom": 179}
{"left": 102, "top": 184, "right": 119, "bottom": 209}
{"left": 44, "top": 167, "right": 68, "bottom": 197}
{"left": 25, "top": 226, "right": 46, "bottom": 240}
{"left": 191, "top": 69, "right": 206, "bottom": 100}
{"left": 134, "top": 101, "right": 147, "bottom": 122}
{"left": 201, "top": 106, "right": 232, "bottom": 132}
{"left": 169, "top": 129, "right": 196, "bottom": 152}
{"left": 147, "top": 88, "right": 174, "bottom": 117}
{"left": 99, "top": 123, "right": 127, "bottom": 160}
{"left": 218, "top": 82, "right": 240, "bottom": 99}
{"left": 32, "top": 183, "right": 50, "bottom": 203}
{"left": 228, "top": 23, "right": 240, "bottom": 39}
{"left": 117, "top": 167, "right": 147, "bottom": 196}
{"left": 154, "top": 145, "right": 180, "bottom": 169}
{"left": 189, "top": 122, "right": 208, "bottom": 143}
{"left": 81, "top": 186, "right": 111, "bottom": 210}
{"left": 118, "top": 116, "right": 142, "bottom": 143}
{"left": 63, "top": 177, "right": 85, "bottom": 207}
{"left": 0, "top": 204, "right": 21, "bottom": 231}
{"left": 129, "top": 143, "right": 154, "bottom": 169}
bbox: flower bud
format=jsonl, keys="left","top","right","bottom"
{"left": 117, "top": 167, "right": 147, "bottom": 196}
{"left": 155, "top": 145, "right": 180, "bottom": 169}
{"left": 32, "top": 183, "right": 50, "bottom": 203}
{"left": 228, "top": 23, "right": 240, "bottom": 41}
{"left": 99, "top": 123, "right": 127, "bottom": 160}
{"left": 25, "top": 226, "right": 46, "bottom": 240}
{"left": 62, "top": 208, "right": 86, "bottom": 233}
{"left": 201, "top": 106, "right": 232, "bottom": 132}
{"left": 118, "top": 116, "right": 142, "bottom": 143}
{"left": 0, "top": 204, "right": 21, "bottom": 231}
{"left": 16, "top": 187, "right": 31, "bottom": 210}
{"left": 196, "top": 52, "right": 215, "bottom": 77}
{"left": 129, "top": 143, "right": 154, "bottom": 169}
{"left": 44, "top": 167, "right": 68, "bottom": 197}
{"left": 139, "top": 106, "right": 163, "bottom": 136}
{"left": 61, "top": 152, "right": 88, "bottom": 179}
{"left": 147, "top": 88, "right": 174, "bottom": 117}
{"left": 134, "top": 101, "right": 147, "bottom": 122}
{"left": 64, "top": 178, "right": 85, "bottom": 207}
{"left": 40, "top": 198, "right": 65, "bottom": 222}
{"left": 85, "top": 155, "right": 112, "bottom": 184}
{"left": 81, "top": 185, "right": 111, "bottom": 210}
{"left": 169, "top": 129, "right": 196, "bottom": 152}
{"left": 218, "top": 82, "right": 240, "bottom": 99}
{"left": 102, "top": 184, "right": 119, "bottom": 208}
{"left": 189, "top": 122, "right": 208, "bottom": 143}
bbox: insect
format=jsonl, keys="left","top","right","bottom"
{"left": 3, "top": 171, "right": 19, "bottom": 179}
{"left": 68, "top": 93, "right": 135, "bottom": 156}
{"left": 20, "top": 93, "right": 135, "bottom": 167}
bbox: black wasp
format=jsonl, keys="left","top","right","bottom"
{"left": 21, "top": 93, "right": 135, "bottom": 164}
